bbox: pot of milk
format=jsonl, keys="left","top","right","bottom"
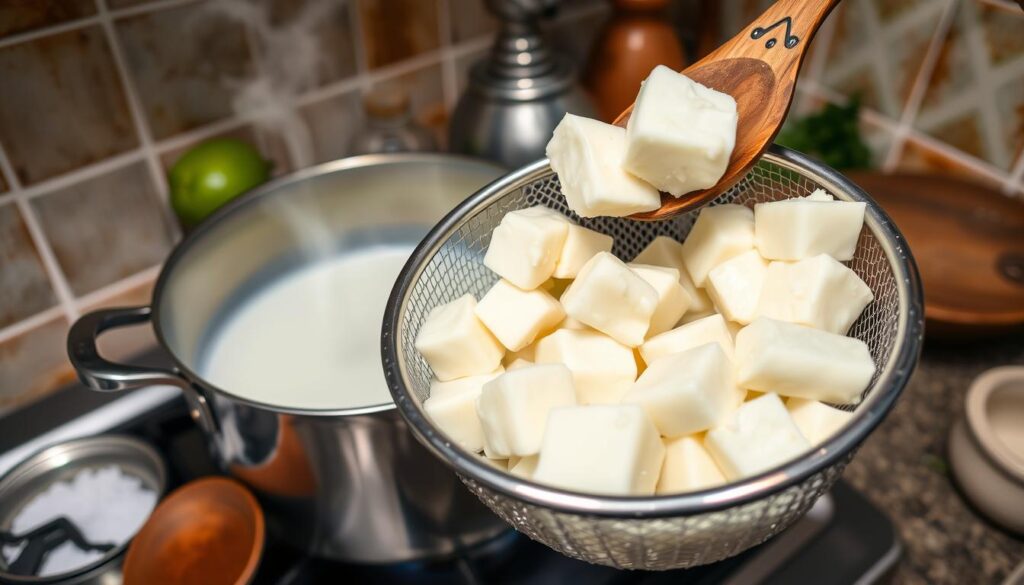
{"left": 67, "top": 154, "right": 509, "bottom": 562}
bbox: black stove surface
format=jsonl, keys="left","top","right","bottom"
{"left": 119, "top": 397, "right": 900, "bottom": 585}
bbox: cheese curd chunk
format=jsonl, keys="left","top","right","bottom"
{"left": 508, "top": 454, "right": 539, "bottom": 479}
{"left": 553, "top": 224, "right": 614, "bottom": 279}
{"left": 680, "top": 204, "right": 755, "bottom": 286}
{"left": 735, "top": 317, "right": 875, "bottom": 405}
{"left": 757, "top": 254, "right": 874, "bottom": 334}
{"left": 623, "top": 66, "right": 738, "bottom": 197}
{"left": 424, "top": 385, "right": 492, "bottom": 453}
{"left": 640, "top": 313, "right": 735, "bottom": 365}
{"left": 705, "top": 393, "right": 811, "bottom": 480}
{"left": 633, "top": 236, "right": 711, "bottom": 315}
{"left": 483, "top": 206, "right": 570, "bottom": 290}
{"left": 415, "top": 294, "right": 505, "bottom": 381}
{"left": 561, "top": 252, "right": 658, "bottom": 347}
{"left": 534, "top": 328, "right": 637, "bottom": 404}
{"left": 628, "top": 264, "right": 691, "bottom": 337}
{"left": 787, "top": 398, "right": 855, "bottom": 445}
{"left": 657, "top": 435, "right": 726, "bottom": 494}
{"left": 476, "top": 364, "right": 577, "bottom": 458}
{"left": 624, "top": 343, "right": 743, "bottom": 438}
{"left": 705, "top": 249, "right": 768, "bottom": 325}
{"left": 534, "top": 405, "right": 665, "bottom": 496}
{"left": 475, "top": 279, "right": 565, "bottom": 351}
{"left": 754, "top": 191, "right": 867, "bottom": 261}
{"left": 546, "top": 114, "right": 661, "bottom": 218}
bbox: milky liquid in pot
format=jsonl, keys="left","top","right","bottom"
{"left": 202, "top": 245, "right": 413, "bottom": 410}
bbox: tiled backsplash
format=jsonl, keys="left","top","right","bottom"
{"left": 0, "top": 0, "right": 1021, "bottom": 414}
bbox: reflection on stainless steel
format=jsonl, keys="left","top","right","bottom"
{"left": 67, "top": 154, "right": 509, "bottom": 563}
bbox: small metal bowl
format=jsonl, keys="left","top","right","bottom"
{"left": 0, "top": 436, "right": 166, "bottom": 584}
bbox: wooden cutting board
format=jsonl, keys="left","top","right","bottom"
{"left": 847, "top": 172, "right": 1024, "bottom": 339}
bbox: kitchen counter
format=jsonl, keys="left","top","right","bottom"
{"left": 844, "top": 335, "right": 1024, "bottom": 584}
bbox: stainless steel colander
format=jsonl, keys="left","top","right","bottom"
{"left": 382, "top": 146, "right": 924, "bottom": 570}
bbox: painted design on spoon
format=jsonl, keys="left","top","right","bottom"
{"left": 751, "top": 16, "right": 799, "bottom": 49}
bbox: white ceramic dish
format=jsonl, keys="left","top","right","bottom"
{"left": 949, "top": 366, "right": 1024, "bottom": 534}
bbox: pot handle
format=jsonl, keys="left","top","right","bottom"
{"left": 68, "top": 306, "right": 219, "bottom": 434}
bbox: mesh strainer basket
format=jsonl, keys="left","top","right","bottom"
{"left": 382, "top": 146, "right": 924, "bottom": 570}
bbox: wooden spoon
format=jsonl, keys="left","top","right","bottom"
{"left": 615, "top": 0, "right": 842, "bottom": 220}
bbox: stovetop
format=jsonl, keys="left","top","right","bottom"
{"left": 99, "top": 394, "right": 900, "bottom": 585}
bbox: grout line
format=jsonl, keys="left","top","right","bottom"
{"left": 17, "top": 151, "right": 144, "bottom": 202}
{"left": 348, "top": 0, "right": 369, "bottom": 77}
{"left": 0, "top": 136, "right": 23, "bottom": 192}
{"left": 75, "top": 264, "right": 162, "bottom": 309}
{"left": 882, "top": 0, "right": 958, "bottom": 172}
{"left": 14, "top": 198, "right": 80, "bottom": 322}
{"left": 106, "top": 0, "right": 202, "bottom": 20}
{"left": 0, "top": 16, "right": 101, "bottom": 50}
{"left": 438, "top": 0, "right": 459, "bottom": 112}
{"left": 153, "top": 117, "right": 250, "bottom": 154}
{"left": 297, "top": 50, "right": 444, "bottom": 106}
{"left": 95, "top": 0, "right": 181, "bottom": 241}
{"left": 1006, "top": 153, "right": 1024, "bottom": 196}
{"left": 0, "top": 307, "right": 67, "bottom": 345}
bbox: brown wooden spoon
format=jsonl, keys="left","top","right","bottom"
{"left": 614, "top": 0, "right": 842, "bottom": 220}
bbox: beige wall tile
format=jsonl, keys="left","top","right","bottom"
{"left": 0, "top": 27, "right": 138, "bottom": 185}
{"left": 0, "top": 316, "right": 74, "bottom": 415}
{"left": 357, "top": 0, "right": 440, "bottom": 70}
{"left": 298, "top": 90, "right": 364, "bottom": 164}
{"left": 449, "top": 0, "right": 496, "bottom": 44}
{"left": 84, "top": 277, "right": 159, "bottom": 364}
{"left": 31, "top": 162, "right": 173, "bottom": 296}
{"left": 0, "top": 1, "right": 96, "bottom": 38}
{"left": 0, "top": 203, "right": 58, "bottom": 328}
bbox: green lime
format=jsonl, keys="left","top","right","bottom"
{"left": 169, "top": 138, "right": 270, "bottom": 227}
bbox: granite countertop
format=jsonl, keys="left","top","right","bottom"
{"left": 844, "top": 335, "right": 1024, "bottom": 584}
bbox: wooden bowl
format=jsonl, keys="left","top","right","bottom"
{"left": 848, "top": 172, "right": 1024, "bottom": 340}
{"left": 123, "top": 477, "right": 264, "bottom": 585}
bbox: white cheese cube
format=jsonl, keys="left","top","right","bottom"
{"left": 623, "top": 66, "right": 738, "bottom": 197}
{"left": 705, "top": 393, "right": 810, "bottom": 480}
{"left": 429, "top": 369, "right": 504, "bottom": 399}
{"left": 633, "top": 236, "right": 712, "bottom": 315}
{"left": 639, "top": 313, "right": 735, "bottom": 365}
{"left": 805, "top": 188, "right": 833, "bottom": 201}
{"left": 508, "top": 454, "right": 539, "bottom": 479}
{"left": 757, "top": 254, "right": 874, "bottom": 334}
{"left": 623, "top": 343, "right": 743, "bottom": 438}
{"left": 484, "top": 206, "right": 570, "bottom": 289}
{"left": 534, "top": 405, "right": 665, "bottom": 496}
{"left": 534, "top": 329, "right": 637, "bottom": 405}
{"left": 546, "top": 114, "right": 662, "bottom": 218}
{"left": 680, "top": 204, "right": 754, "bottom": 286}
{"left": 628, "top": 264, "right": 691, "bottom": 337}
{"left": 754, "top": 193, "right": 866, "bottom": 261}
{"left": 560, "top": 252, "right": 658, "bottom": 347}
{"left": 506, "top": 358, "right": 533, "bottom": 371}
{"left": 424, "top": 388, "right": 487, "bottom": 453}
{"left": 559, "top": 315, "right": 591, "bottom": 331}
{"left": 657, "top": 435, "right": 726, "bottom": 494}
{"left": 553, "top": 224, "right": 614, "bottom": 279}
{"left": 475, "top": 279, "right": 565, "bottom": 351}
{"left": 476, "top": 364, "right": 577, "bottom": 457}
{"left": 415, "top": 294, "right": 505, "bottom": 381}
{"left": 787, "top": 398, "right": 855, "bottom": 445}
{"left": 735, "top": 317, "right": 875, "bottom": 404}
{"left": 705, "top": 249, "right": 768, "bottom": 325}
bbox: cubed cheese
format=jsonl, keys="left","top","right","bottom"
{"left": 735, "top": 317, "right": 875, "bottom": 404}
{"left": 534, "top": 405, "right": 665, "bottom": 496}
{"left": 508, "top": 454, "right": 539, "bottom": 479}
{"left": 787, "top": 397, "right": 855, "bottom": 445}
{"left": 623, "top": 343, "right": 743, "bottom": 437}
{"left": 546, "top": 114, "right": 662, "bottom": 218}
{"left": 705, "top": 393, "right": 810, "bottom": 480}
{"left": 475, "top": 279, "right": 565, "bottom": 351}
{"left": 561, "top": 252, "right": 659, "bottom": 347}
{"left": 415, "top": 294, "right": 505, "bottom": 381}
{"left": 628, "top": 263, "right": 691, "bottom": 337}
{"left": 657, "top": 435, "right": 726, "bottom": 494}
{"left": 680, "top": 204, "right": 755, "bottom": 286}
{"left": 553, "top": 224, "right": 615, "bottom": 279}
{"left": 534, "top": 329, "right": 637, "bottom": 404}
{"left": 477, "top": 364, "right": 577, "bottom": 457}
{"left": 632, "top": 236, "right": 711, "bottom": 315}
{"left": 559, "top": 315, "right": 591, "bottom": 331}
{"left": 757, "top": 254, "right": 874, "bottom": 334}
{"left": 639, "top": 313, "right": 735, "bottom": 365}
{"left": 506, "top": 358, "right": 533, "bottom": 370}
{"left": 705, "top": 249, "right": 768, "bottom": 325}
{"left": 754, "top": 192, "right": 866, "bottom": 261}
{"left": 623, "top": 66, "right": 738, "bottom": 197}
{"left": 484, "top": 206, "right": 570, "bottom": 289}
{"left": 424, "top": 375, "right": 499, "bottom": 452}
{"left": 479, "top": 454, "right": 508, "bottom": 470}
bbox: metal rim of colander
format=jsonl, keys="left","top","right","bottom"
{"left": 383, "top": 145, "right": 925, "bottom": 518}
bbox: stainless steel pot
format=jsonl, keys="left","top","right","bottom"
{"left": 67, "top": 154, "right": 509, "bottom": 563}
